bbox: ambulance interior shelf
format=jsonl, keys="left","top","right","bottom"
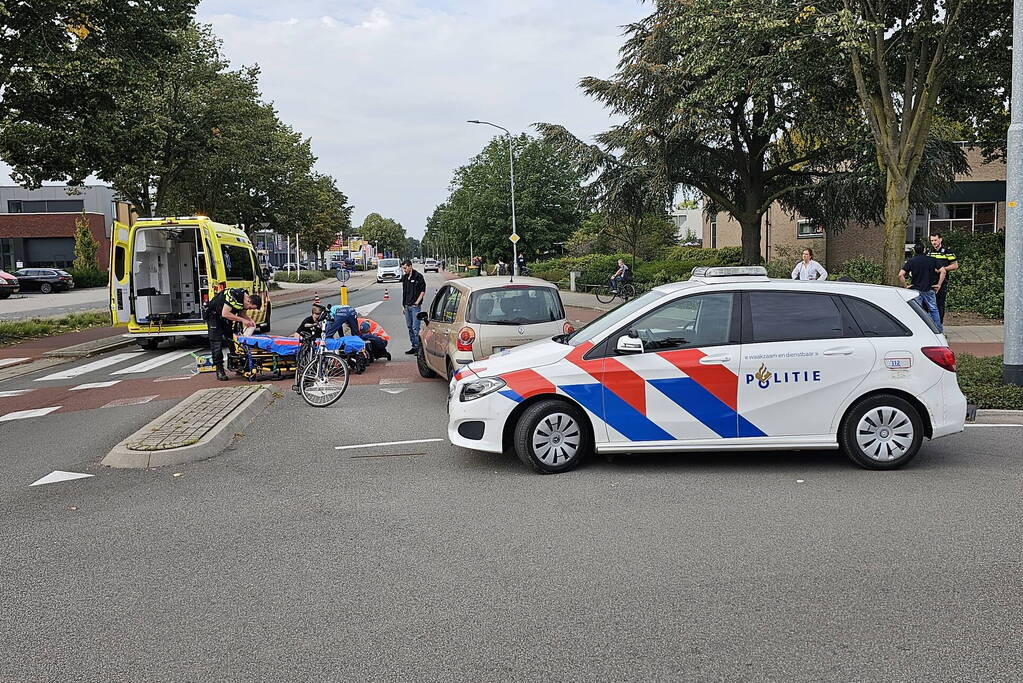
{"left": 132, "top": 227, "right": 204, "bottom": 324}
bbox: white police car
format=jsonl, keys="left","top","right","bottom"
{"left": 448, "top": 266, "right": 966, "bottom": 473}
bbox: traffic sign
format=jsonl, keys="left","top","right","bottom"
{"left": 336, "top": 268, "right": 351, "bottom": 283}
{"left": 509, "top": 234, "right": 520, "bottom": 244}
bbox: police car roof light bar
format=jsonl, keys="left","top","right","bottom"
{"left": 691, "top": 266, "right": 768, "bottom": 278}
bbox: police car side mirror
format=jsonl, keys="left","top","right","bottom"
{"left": 616, "top": 335, "right": 644, "bottom": 354}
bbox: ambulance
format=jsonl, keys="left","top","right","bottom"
{"left": 109, "top": 216, "right": 271, "bottom": 349}
{"left": 447, "top": 266, "right": 967, "bottom": 473}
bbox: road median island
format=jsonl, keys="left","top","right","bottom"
{"left": 102, "top": 384, "right": 274, "bottom": 469}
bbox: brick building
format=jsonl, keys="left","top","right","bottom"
{"left": 702, "top": 146, "right": 1006, "bottom": 269}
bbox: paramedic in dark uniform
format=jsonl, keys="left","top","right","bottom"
{"left": 928, "top": 232, "right": 958, "bottom": 324}
{"left": 204, "top": 287, "right": 261, "bottom": 381}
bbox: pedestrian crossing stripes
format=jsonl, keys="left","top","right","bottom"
{"left": 0, "top": 358, "right": 29, "bottom": 369}
{"left": 34, "top": 352, "right": 144, "bottom": 382}
{"left": 0, "top": 406, "right": 61, "bottom": 422}
{"left": 0, "top": 389, "right": 33, "bottom": 397}
{"left": 111, "top": 349, "right": 196, "bottom": 375}
{"left": 70, "top": 381, "right": 122, "bottom": 391}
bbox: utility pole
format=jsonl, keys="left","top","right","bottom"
{"left": 1005, "top": 0, "right": 1023, "bottom": 385}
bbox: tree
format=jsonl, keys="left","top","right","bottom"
{"left": 541, "top": 0, "right": 859, "bottom": 265}
{"left": 72, "top": 210, "right": 100, "bottom": 272}
{"left": 817, "top": 0, "right": 1010, "bottom": 283}
{"left": 405, "top": 237, "right": 422, "bottom": 258}
{"left": 297, "top": 174, "right": 353, "bottom": 260}
{"left": 425, "top": 134, "right": 586, "bottom": 263}
{"left": 359, "top": 213, "right": 407, "bottom": 254}
{"left": 0, "top": 0, "right": 198, "bottom": 185}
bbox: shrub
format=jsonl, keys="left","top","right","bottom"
{"left": 956, "top": 354, "right": 1023, "bottom": 410}
{"left": 68, "top": 267, "right": 108, "bottom": 288}
{"left": 273, "top": 271, "right": 331, "bottom": 284}
{"left": 0, "top": 312, "right": 110, "bottom": 346}
{"left": 942, "top": 230, "right": 1004, "bottom": 318}
{"left": 764, "top": 259, "right": 793, "bottom": 279}
{"left": 835, "top": 256, "right": 884, "bottom": 284}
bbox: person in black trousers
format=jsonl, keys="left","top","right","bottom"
{"left": 204, "top": 287, "right": 261, "bottom": 380}
{"left": 400, "top": 260, "right": 426, "bottom": 354}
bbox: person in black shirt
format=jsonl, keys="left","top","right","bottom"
{"left": 293, "top": 303, "right": 327, "bottom": 338}
{"left": 203, "top": 287, "right": 261, "bottom": 380}
{"left": 400, "top": 259, "right": 426, "bottom": 354}
{"left": 899, "top": 243, "right": 946, "bottom": 331}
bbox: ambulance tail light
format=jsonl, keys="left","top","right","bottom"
{"left": 563, "top": 322, "right": 575, "bottom": 335}
{"left": 921, "top": 346, "right": 956, "bottom": 372}
{"left": 456, "top": 327, "right": 476, "bottom": 351}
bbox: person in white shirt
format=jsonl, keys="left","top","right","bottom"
{"left": 791, "top": 248, "right": 828, "bottom": 281}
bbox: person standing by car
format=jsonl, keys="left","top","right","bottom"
{"left": 791, "top": 248, "right": 828, "bottom": 281}
{"left": 899, "top": 243, "right": 945, "bottom": 331}
{"left": 927, "top": 232, "right": 958, "bottom": 324}
{"left": 400, "top": 259, "right": 426, "bottom": 354}
{"left": 204, "top": 287, "right": 261, "bottom": 381}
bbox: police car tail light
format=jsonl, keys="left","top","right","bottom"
{"left": 563, "top": 322, "right": 575, "bottom": 335}
{"left": 456, "top": 327, "right": 476, "bottom": 351}
{"left": 922, "top": 346, "right": 956, "bottom": 372}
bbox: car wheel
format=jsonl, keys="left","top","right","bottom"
{"left": 40, "top": 282, "right": 53, "bottom": 294}
{"left": 417, "top": 344, "right": 437, "bottom": 378}
{"left": 0, "top": 293, "right": 9, "bottom": 299}
{"left": 840, "top": 394, "right": 923, "bottom": 470}
{"left": 446, "top": 358, "right": 456, "bottom": 381}
{"left": 514, "top": 399, "right": 591, "bottom": 474}
{"left": 136, "top": 338, "right": 161, "bottom": 351}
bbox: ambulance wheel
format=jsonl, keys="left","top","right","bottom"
{"left": 136, "top": 338, "right": 161, "bottom": 350}
{"left": 417, "top": 345, "right": 436, "bottom": 378}
{"left": 840, "top": 394, "right": 923, "bottom": 470}
{"left": 514, "top": 399, "right": 590, "bottom": 474}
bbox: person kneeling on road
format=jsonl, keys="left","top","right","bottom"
{"left": 204, "top": 287, "right": 261, "bottom": 381}
{"left": 358, "top": 317, "right": 391, "bottom": 361}
{"left": 324, "top": 304, "right": 359, "bottom": 338}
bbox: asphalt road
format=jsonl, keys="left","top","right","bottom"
{"left": 1, "top": 272, "right": 1021, "bottom": 681}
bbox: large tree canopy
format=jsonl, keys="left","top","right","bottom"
{"left": 424, "top": 134, "right": 586, "bottom": 263}
{"left": 358, "top": 213, "right": 407, "bottom": 255}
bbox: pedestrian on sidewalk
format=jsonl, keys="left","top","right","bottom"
{"left": 791, "top": 248, "right": 828, "bottom": 281}
{"left": 203, "top": 287, "right": 261, "bottom": 381}
{"left": 927, "top": 232, "right": 958, "bottom": 324}
{"left": 899, "top": 243, "right": 945, "bottom": 331}
{"left": 400, "top": 259, "right": 426, "bottom": 354}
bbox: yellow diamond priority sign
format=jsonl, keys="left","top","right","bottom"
{"left": 509, "top": 234, "right": 520, "bottom": 244}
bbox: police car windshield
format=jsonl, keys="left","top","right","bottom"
{"left": 566, "top": 290, "right": 662, "bottom": 346}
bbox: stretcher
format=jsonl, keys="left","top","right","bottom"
{"left": 227, "top": 334, "right": 368, "bottom": 381}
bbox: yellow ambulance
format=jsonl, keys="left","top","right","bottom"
{"left": 109, "top": 216, "right": 271, "bottom": 349}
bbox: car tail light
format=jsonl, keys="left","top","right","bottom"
{"left": 563, "top": 322, "right": 575, "bottom": 335}
{"left": 456, "top": 326, "right": 476, "bottom": 351}
{"left": 922, "top": 346, "right": 956, "bottom": 372}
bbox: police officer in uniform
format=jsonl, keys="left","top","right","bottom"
{"left": 204, "top": 287, "right": 262, "bottom": 381}
{"left": 928, "top": 232, "right": 958, "bottom": 324}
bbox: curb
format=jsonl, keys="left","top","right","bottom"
{"left": 971, "top": 408, "right": 1023, "bottom": 425}
{"left": 102, "top": 384, "right": 275, "bottom": 469}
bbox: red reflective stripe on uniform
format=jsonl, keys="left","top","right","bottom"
{"left": 659, "top": 348, "right": 738, "bottom": 411}
{"left": 602, "top": 357, "right": 647, "bottom": 415}
{"left": 499, "top": 368, "right": 556, "bottom": 399}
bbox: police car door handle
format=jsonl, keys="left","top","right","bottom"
{"left": 823, "top": 346, "right": 854, "bottom": 356}
{"left": 699, "top": 353, "right": 731, "bottom": 364}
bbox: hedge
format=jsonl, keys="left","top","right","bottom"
{"left": 956, "top": 354, "right": 1023, "bottom": 410}
{"left": 273, "top": 270, "right": 333, "bottom": 284}
{"left": 941, "top": 231, "right": 1004, "bottom": 318}
{"left": 68, "top": 267, "right": 108, "bottom": 288}
{"left": 530, "top": 246, "right": 744, "bottom": 288}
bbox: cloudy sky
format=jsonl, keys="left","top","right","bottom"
{"left": 2, "top": 1, "right": 647, "bottom": 238}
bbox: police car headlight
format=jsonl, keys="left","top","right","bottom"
{"left": 460, "top": 377, "right": 506, "bottom": 402}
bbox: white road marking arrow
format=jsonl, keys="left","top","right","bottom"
{"left": 30, "top": 470, "right": 94, "bottom": 486}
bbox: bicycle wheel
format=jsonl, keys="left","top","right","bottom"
{"left": 620, "top": 283, "right": 637, "bottom": 301}
{"left": 299, "top": 352, "right": 350, "bottom": 407}
{"left": 595, "top": 287, "right": 616, "bottom": 304}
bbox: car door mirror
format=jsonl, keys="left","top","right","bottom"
{"left": 417, "top": 311, "right": 429, "bottom": 322}
{"left": 616, "top": 335, "right": 644, "bottom": 354}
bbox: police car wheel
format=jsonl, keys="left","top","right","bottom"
{"left": 514, "top": 399, "right": 590, "bottom": 474}
{"left": 417, "top": 344, "right": 437, "bottom": 378}
{"left": 840, "top": 394, "right": 923, "bottom": 470}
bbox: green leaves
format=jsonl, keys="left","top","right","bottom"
{"left": 359, "top": 214, "right": 407, "bottom": 255}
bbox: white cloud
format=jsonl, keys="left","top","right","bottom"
{"left": 1, "top": 1, "right": 647, "bottom": 237}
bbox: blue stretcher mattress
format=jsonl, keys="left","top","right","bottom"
{"left": 236, "top": 335, "right": 366, "bottom": 355}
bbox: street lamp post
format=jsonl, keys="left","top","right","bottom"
{"left": 1004, "top": 0, "right": 1023, "bottom": 385}
{"left": 468, "top": 119, "right": 518, "bottom": 279}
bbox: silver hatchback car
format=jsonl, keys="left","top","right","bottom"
{"left": 417, "top": 276, "right": 572, "bottom": 379}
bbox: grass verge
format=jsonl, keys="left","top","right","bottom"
{"left": 0, "top": 312, "right": 110, "bottom": 347}
{"left": 956, "top": 353, "right": 1023, "bottom": 410}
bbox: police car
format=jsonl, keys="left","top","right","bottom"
{"left": 447, "top": 266, "right": 966, "bottom": 473}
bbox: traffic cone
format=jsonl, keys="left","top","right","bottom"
{"left": 383, "top": 288, "right": 390, "bottom": 301}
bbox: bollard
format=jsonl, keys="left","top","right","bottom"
{"left": 570, "top": 271, "right": 581, "bottom": 292}
{"left": 340, "top": 286, "right": 348, "bottom": 305}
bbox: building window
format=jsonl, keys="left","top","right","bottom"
{"left": 797, "top": 219, "right": 823, "bottom": 239}
{"left": 7, "top": 199, "right": 85, "bottom": 213}
{"left": 928, "top": 202, "right": 997, "bottom": 234}
{"left": 710, "top": 219, "right": 717, "bottom": 248}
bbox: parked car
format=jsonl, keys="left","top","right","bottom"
{"left": 376, "top": 258, "right": 402, "bottom": 283}
{"left": 446, "top": 266, "right": 967, "bottom": 474}
{"left": 0, "top": 269, "right": 20, "bottom": 299}
{"left": 417, "top": 277, "right": 571, "bottom": 380}
{"left": 14, "top": 268, "right": 74, "bottom": 294}
{"left": 423, "top": 258, "right": 439, "bottom": 273}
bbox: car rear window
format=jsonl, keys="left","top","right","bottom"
{"left": 841, "top": 296, "right": 910, "bottom": 337}
{"left": 907, "top": 297, "right": 942, "bottom": 333}
{"left": 749, "top": 291, "right": 846, "bottom": 342}
{"left": 468, "top": 286, "right": 563, "bottom": 325}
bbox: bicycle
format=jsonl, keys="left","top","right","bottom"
{"left": 297, "top": 313, "right": 350, "bottom": 407}
{"left": 595, "top": 280, "right": 637, "bottom": 304}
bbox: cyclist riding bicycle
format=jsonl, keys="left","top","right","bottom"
{"left": 610, "top": 259, "right": 632, "bottom": 294}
